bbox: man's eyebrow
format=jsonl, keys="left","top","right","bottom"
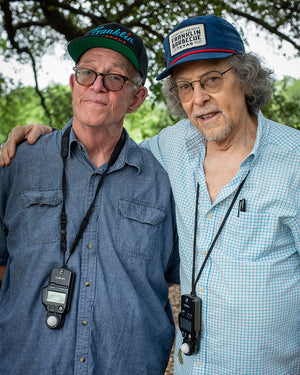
{"left": 78, "top": 58, "right": 129, "bottom": 71}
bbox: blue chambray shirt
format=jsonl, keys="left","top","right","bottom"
{"left": 142, "top": 112, "right": 300, "bottom": 374}
{"left": 0, "top": 122, "right": 179, "bottom": 375}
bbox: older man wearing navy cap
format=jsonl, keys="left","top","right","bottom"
{"left": 2, "top": 15, "right": 300, "bottom": 375}
{"left": 150, "top": 15, "right": 300, "bottom": 375}
{"left": 0, "top": 23, "right": 179, "bottom": 375}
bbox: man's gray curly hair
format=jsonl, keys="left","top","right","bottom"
{"left": 162, "top": 52, "right": 275, "bottom": 118}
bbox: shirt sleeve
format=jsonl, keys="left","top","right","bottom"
{"left": 0, "top": 168, "right": 8, "bottom": 266}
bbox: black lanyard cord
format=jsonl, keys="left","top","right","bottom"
{"left": 60, "top": 126, "right": 125, "bottom": 266}
{"left": 191, "top": 171, "right": 249, "bottom": 295}
{"left": 61, "top": 126, "right": 71, "bottom": 266}
{"left": 191, "top": 183, "right": 200, "bottom": 296}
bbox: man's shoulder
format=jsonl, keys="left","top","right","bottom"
{"left": 128, "top": 136, "right": 168, "bottom": 170}
{"left": 264, "top": 116, "right": 300, "bottom": 154}
{"left": 154, "top": 118, "right": 192, "bottom": 139}
{"left": 18, "top": 130, "right": 60, "bottom": 151}
{"left": 127, "top": 137, "right": 173, "bottom": 184}
{"left": 140, "top": 119, "right": 192, "bottom": 151}
{"left": 8, "top": 130, "right": 61, "bottom": 168}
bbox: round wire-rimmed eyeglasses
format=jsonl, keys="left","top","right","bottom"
{"left": 171, "top": 67, "right": 233, "bottom": 102}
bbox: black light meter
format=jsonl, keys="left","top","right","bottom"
{"left": 178, "top": 294, "right": 201, "bottom": 356}
{"left": 42, "top": 267, "right": 75, "bottom": 329}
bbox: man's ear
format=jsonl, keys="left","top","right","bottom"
{"left": 126, "top": 86, "right": 148, "bottom": 114}
{"left": 69, "top": 74, "right": 76, "bottom": 91}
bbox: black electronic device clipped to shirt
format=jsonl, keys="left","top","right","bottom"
{"left": 178, "top": 294, "right": 202, "bottom": 355}
{"left": 42, "top": 267, "right": 75, "bottom": 329}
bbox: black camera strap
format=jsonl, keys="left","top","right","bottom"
{"left": 60, "top": 126, "right": 125, "bottom": 266}
{"left": 191, "top": 171, "right": 249, "bottom": 296}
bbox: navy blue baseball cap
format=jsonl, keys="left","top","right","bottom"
{"left": 68, "top": 23, "right": 148, "bottom": 85}
{"left": 157, "top": 15, "right": 245, "bottom": 80}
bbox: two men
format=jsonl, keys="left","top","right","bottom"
{"left": 0, "top": 23, "right": 179, "bottom": 375}
{"left": 2, "top": 15, "right": 300, "bottom": 374}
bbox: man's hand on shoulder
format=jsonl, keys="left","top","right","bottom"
{"left": 0, "top": 124, "right": 52, "bottom": 167}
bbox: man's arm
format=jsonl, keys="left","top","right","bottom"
{"left": 0, "top": 124, "right": 52, "bottom": 167}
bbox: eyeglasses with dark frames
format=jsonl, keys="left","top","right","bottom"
{"left": 171, "top": 67, "right": 233, "bottom": 102}
{"left": 73, "top": 67, "right": 135, "bottom": 91}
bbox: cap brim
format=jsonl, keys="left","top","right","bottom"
{"left": 156, "top": 51, "right": 234, "bottom": 80}
{"left": 68, "top": 36, "right": 139, "bottom": 72}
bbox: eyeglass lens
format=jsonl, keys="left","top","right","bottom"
{"left": 173, "top": 68, "right": 231, "bottom": 102}
{"left": 74, "top": 68, "right": 127, "bottom": 91}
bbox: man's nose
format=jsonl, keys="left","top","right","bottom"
{"left": 92, "top": 74, "right": 108, "bottom": 91}
{"left": 191, "top": 82, "right": 211, "bottom": 105}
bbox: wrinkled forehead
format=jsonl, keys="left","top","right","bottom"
{"left": 78, "top": 47, "right": 136, "bottom": 74}
{"left": 173, "top": 58, "right": 229, "bottom": 78}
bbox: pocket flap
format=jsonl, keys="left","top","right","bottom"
{"left": 118, "top": 199, "right": 165, "bottom": 225}
{"left": 22, "top": 190, "right": 63, "bottom": 208}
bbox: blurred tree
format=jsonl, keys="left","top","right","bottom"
{"left": 0, "top": 83, "right": 72, "bottom": 143}
{"left": 263, "top": 77, "right": 300, "bottom": 130}
{"left": 0, "top": 78, "right": 298, "bottom": 145}
{"left": 124, "top": 101, "right": 174, "bottom": 142}
{"left": 0, "top": 0, "right": 299, "bottom": 123}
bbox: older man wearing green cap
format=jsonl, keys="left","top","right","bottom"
{"left": 0, "top": 23, "right": 179, "bottom": 375}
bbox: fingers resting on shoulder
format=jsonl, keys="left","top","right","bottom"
{"left": 0, "top": 124, "right": 52, "bottom": 167}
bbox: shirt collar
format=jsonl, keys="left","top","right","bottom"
{"left": 61, "top": 119, "right": 143, "bottom": 174}
{"left": 249, "top": 111, "right": 269, "bottom": 158}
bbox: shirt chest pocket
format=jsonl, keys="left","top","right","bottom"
{"left": 115, "top": 199, "right": 165, "bottom": 260}
{"left": 220, "top": 211, "right": 294, "bottom": 261}
{"left": 21, "top": 190, "right": 63, "bottom": 245}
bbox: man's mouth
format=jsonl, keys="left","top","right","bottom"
{"left": 200, "top": 113, "right": 216, "bottom": 119}
{"left": 83, "top": 97, "right": 107, "bottom": 105}
{"left": 196, "top": 111, "right": 219, "bottom": 120}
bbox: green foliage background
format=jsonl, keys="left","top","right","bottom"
{"left": 0, "top": 76, "right": 299, "bottom": 144}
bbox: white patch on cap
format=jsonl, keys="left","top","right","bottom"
{"left": 169, "top": 24, "right": 206, "bottom": 56}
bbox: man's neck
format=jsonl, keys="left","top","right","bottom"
{"left": 204, "top": 114, "right": 257, "bottom": 203}
{"left": 72, "top": 122, "right": 123, "bottom": 168}
{"left": 206, "top": 113, "right": 257, "bottom": 156}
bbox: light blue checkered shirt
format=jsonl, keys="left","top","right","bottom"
{"left": 142, "top": 112, "right": 300, "bottom": 374}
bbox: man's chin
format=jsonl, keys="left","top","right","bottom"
{"left": 190, "top": 115, "right": 233, "bottom": 142}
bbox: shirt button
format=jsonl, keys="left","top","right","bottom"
{"left": 78, "top": 145, "right": 82, "bottom": 151}
{"left": 198, "top": 286, "right": 204, "bottom": 293}
{"left": 87, "top": 244, "right": 93, "bottom": 249}
{"left": 85, "top": 281, "right": 90, "bottom": 287}
{"left": 82, "top": 320, "right": 88, "bottom": 326}
{"left": 80, "top": 357, "right": 85, "bottom": 363}
{"left": 197, "top": 361, "right": 202, "bottom": 366}
{"left": 206, "top": 212, "right": 213, "bottom": 219}
{"left": 201, "top": 249, "right": 207, "bottom": 256}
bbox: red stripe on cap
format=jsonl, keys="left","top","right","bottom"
{"left": 170, "top": 49, "right": 236, "bottom": 66}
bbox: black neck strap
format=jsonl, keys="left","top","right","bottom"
{"left": 60, "top": 126, "right": 125, "bottom": 266}
{"left": 191, "top": 171, "right": 249, "bottom": 296}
